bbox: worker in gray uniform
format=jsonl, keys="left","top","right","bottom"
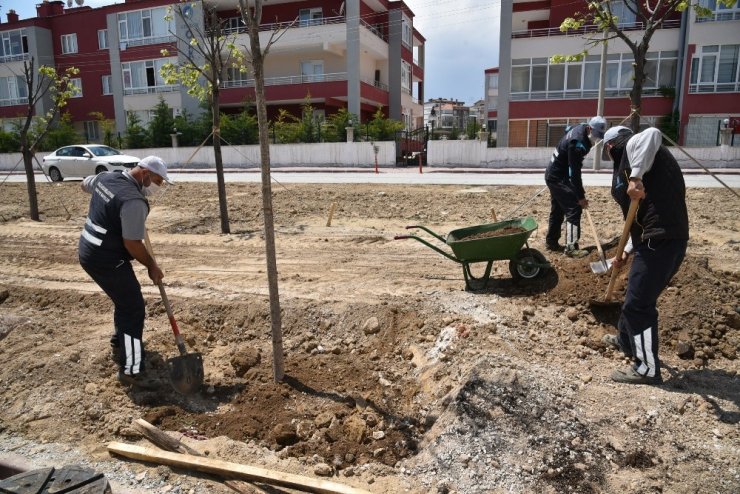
{"left": 78, "top": 156, "right": 171, "bottom": 389}
{"left": 544, "top": 116, "right": 607, "bottom": 257}
{"left": 601, "top": 126, "right": 689, "bottom": 385}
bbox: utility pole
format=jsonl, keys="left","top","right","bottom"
{"left": 593, "top": 28, "right": 608, "bottom": 170}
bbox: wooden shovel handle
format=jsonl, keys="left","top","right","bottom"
{"left": 584, "top": 209, "right": 605, "bottom": 261}
{"left": 604, "top": 199, "right": 639, "bottom": 301}
{"left": 144, "top": 229, "right": 186, "bottom": 354}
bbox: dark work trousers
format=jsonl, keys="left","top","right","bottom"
{"left": 617, "top": 238, "right": 687, "bottom": 379}
{"left": 545, "top": 178, "right": 582, "bottom": 247}
{"left": 80, "top": 258, "right": 146, "bottom": 375}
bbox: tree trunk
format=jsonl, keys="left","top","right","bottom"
{"left": 248, "top": 15, "right": 284, "bottom": 382}
{"left": 211, "top": 89, "right": 230, "bottom": 234}
{"left": 22, "top": 147, "right": 40, "bottom": 221}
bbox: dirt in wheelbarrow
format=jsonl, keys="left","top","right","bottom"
{"left": 456, "top": 225, "right": 527, "bottom": 242}
{"left": 0, "top": 181, "right": 738, "bottom": 494}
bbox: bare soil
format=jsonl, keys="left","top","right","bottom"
{"left": 0, "top": 179, "right": 738, "bottom": 494}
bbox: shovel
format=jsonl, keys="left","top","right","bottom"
{"left": 144, "top": 230, "right": 204, "bottom": 395}
{"left": 584, "top": 209, "right": 609, "bottom": 275}
{"left": 589, "top": 199, "right": 639, "bottom": 308}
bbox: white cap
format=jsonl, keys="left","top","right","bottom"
{"left": 138, "top": 155, "right": 172, "bottom": 184}
{"left": 588, "top": 116, "right": 607, "bottom": 139}
{"left": 601, "top": 126, "right": 633, "bottom": 161}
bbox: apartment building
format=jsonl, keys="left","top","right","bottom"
{"left": 495, "top": 0, "right": 740, "bottom": 147}
{"left": 0, "top": 0, "right": 426, "bottom": 140}
{"left": 423, "top": 98, "right": 469, "bottom": 136}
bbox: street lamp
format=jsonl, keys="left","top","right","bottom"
{"left": 430, "top": 105, "right": 437, "bottom": 138}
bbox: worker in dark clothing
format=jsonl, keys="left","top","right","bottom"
{"left": 545, "top": 116, "right": 607, "bottom": 257}
{"left": 79, "top": 156, "right": 172, "bottom": 390}
{"left": 601, "top": 126, "right": 689, "bottom": 385}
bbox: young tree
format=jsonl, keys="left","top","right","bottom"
{"left": 239, "top": 0, "right": 296, "bottom": 382}
{"left": 124, "top": 112, "right": 149, "bottom": 149}
{"left": 555, "top": 1, "right": 734, "bottom": 131}
{"left": 161, "top": 1, "right": 246, "bottom": 234}
{"left": 148, "top": 98, "right": 176, "bottom": 147}
{"left": 16, "top": 58, "right": 79, "bottom": 221}
{"left": 89, "top": 111, "right": 116, "bottom": 147}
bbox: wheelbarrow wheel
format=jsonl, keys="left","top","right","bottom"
{"left": 509, "top": 248, "right": 547, "bottom": 280}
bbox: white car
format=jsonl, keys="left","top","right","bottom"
{"left": 42, "top": 145, "right": 140, "bottom": 182}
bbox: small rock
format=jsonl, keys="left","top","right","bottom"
{"left": 362, "top": 317, "right": 380, "bottom": 335}
{"left": 372, "top": 430, "right": 385, "bottom": 440}
{"left": 68, "top": 351, "right": 81, "bottom": 363}
{"left": 565, "top": 308, "right": 579, "bottom": 322}
{"left": 314, "top": 411, "right": 335, "bottom": 428}
{"left": 580, "top": 374, "right": 593, "bottom": 384}
{"left": 676, "top": 341, "right": 694, "bottom": 359}
{"left": 314, "top": 463, "right": 333, "bottom": 477}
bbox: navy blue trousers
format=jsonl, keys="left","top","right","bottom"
{"left": 617, "top": 238, "right": 687, "bottom": 379}
{"left": 545, "top": 178, "right": 582, "bottom": 246}
{"left": 80, "top": 258, "right": 146, "bottom": 375}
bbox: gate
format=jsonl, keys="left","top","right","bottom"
{"left": 395, "top": 126, "right": 428, "bottom": 167}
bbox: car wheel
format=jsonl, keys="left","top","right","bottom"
{"left": 95, "top": 165, "right": 108, "bottom": 174}
{"left": 49, "top": 167, "right": 63, "bottom": 182}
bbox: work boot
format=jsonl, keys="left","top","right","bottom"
{"left": 110, "top": 344, "right": 122, "bottom": 365}
{"left": 117, "top": 370, "right": 161, "bottom": 390}
{"left": 602, "top": 334, "right": 633, "bottom": 358}
{"left": 545, "top": 242, "right": 563, "bottom": 252}
{"left": 610, "top": 367, "right": 663, "bottom": 385}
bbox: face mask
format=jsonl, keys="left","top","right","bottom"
{"left": 143, "top": 182, "right": 161, "bottom": 197}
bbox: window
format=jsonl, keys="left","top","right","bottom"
{"left": 0, "top": 29, "right": 29, "bottom": 61}
{"left": 98, "top": 29, "right": 108, "bottom": 49}
{"left": 401, "top": 61, "right": 411, "bottom": 92}
{"left": 61, "top": 33, "right": 78, "bottom": 54}
{"left": 298, "top": 8, "right": 322, "bottom": 27}
{"left": 0, "top": 75, "right": 27, "bottom": 106}
{"left": 698, "top": 0, "right": 740, "bottom": 21}
{"left": 101, "top": 75, "right": 112, "bottom": 95}
{"left": 610, "top": 0, "right": 637, "bottom": 26}
{"left": 84, "top": 121, "right": 99, "bottom": 141}
{"left": 690, "top": 44, "right": 740, "bottom": 92}
{"left": 118, "top": 7, "right": 171, "bottom": 44}
{"left": 300, "top": 60, "right": 324, "bottom": 82}
{"left": 121, "top": 58, "right": 175, "bottom": 94}
{"left": 69, "top": 78, "right": 82, "bottom": 97}
{"left": 402, "top": 15, "right": 412, "bottom": 47}
{"left": 224, "top": 17, "right": 244, "bottom": 33}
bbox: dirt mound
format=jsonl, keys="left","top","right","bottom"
{"left": 0, "top": 181, "right": 738, "bottom": 493}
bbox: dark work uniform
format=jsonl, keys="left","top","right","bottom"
{"left": 545, "top": 124, "right": 591, "bottom": 248}
{"left": 79, "top": 172, "right": 149, "bottom": 376}
{"left": 610, "top": 135, "right": 688, "bottom": 380}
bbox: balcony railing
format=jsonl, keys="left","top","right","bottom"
{"left": 0, "top": 53, "right": 29, "bottom": 63}
{"left": 218, "top": 16, "right": 388, "bottom": 43}
{"left": 512, "top": 19, "right": 681, "bottom": 38}
{"left": 361, "top": 78, "right": 388, "bottom": 91}
{"left": 510, "top": 87, "right": 672, "bottom": 100}
{"left": 123, "top": 84, "right": 179, "bottom": 96}
{"left": 0, "top": 97, "right": 28, "bottom": 107}
{"left": 697, "top": 11, "right": 740, "bottom": 22}
{"left": 689, "top": 82, "right": 740, "bottom": 93}
{"left": 221, "top": 71, "right": 348, "bottom": 89}
{"left": 120, "top": 34, "right": 176, "bottom": 49}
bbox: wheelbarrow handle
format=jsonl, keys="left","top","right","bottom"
{"left": 404, "top": 225, "right": 447, "bottom": 243}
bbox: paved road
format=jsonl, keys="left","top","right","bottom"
{"left": 4, "top": 168, "right": 740, "bottom": 188}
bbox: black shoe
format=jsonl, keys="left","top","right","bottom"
{"left": 565, "top": 247, "right": 589, "bottom": 258}
{"left": 545, "top": 242, "right": 563, "bottom": 252}
{"left": 611, "top": 367, "right": 663, "bottom": 385}
{"left": 117, "top": 371, "right": 161, "bottom": 390}
{"left": 602, "top": 334, "right": 633, "bottom": 358}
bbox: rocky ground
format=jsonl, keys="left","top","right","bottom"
{"left": 0, "top": 178, "right": 738, "bottom": 494}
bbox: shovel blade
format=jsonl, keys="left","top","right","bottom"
{"left": 590, "top": 258, "right": 611, "bottom": 275}
{"left": 167, "top": 353, "right": 204, "bottom": 395}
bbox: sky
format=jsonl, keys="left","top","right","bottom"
{"left": 4, "top": 0, "right": 500, "bottom": 105}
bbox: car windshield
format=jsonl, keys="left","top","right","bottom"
{"left": 89, "top": 146, "right": 121, "bottom": 157}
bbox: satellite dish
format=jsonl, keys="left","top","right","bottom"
{"left": 67, "top": 0, "right": 73, "bottom": 7}
{"left": 75, "top": 0, "right": 85, "bottom": 5}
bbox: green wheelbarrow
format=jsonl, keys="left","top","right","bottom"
{"left": 395, "top": 217, "right": 550, "bottom": 290}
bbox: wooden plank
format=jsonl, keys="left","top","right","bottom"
{"left": 132, "top": 419, "right": 202, "bottom": 456}
{"left": 107, "top": 442, "right": 371, "bottom": 494}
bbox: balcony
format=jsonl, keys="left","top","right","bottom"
{"left": 123, "top": 84, "right": 179, "bottom": 96}
{"left": 221, "top": 72, "right": 348, "bottom": 89}
{"left": 512, "top": 19, "right": 681, "bottom": 38}
{"left": 689, "top": 82, "right": 740, "bottom": 93}
{"left": 0, "top": 53, "right": 29, "bottom": 63}
{"left": 120, "top": 34, "right": 176, "bottom": 49}
{"left": 0, "top": 97, "right": 28, "bottom": 107}
{"left": 219, "top": 15, "right": 387, "bottom": 43}
{"left": 510, "top": 87, "right": 671, "bottom": 101}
